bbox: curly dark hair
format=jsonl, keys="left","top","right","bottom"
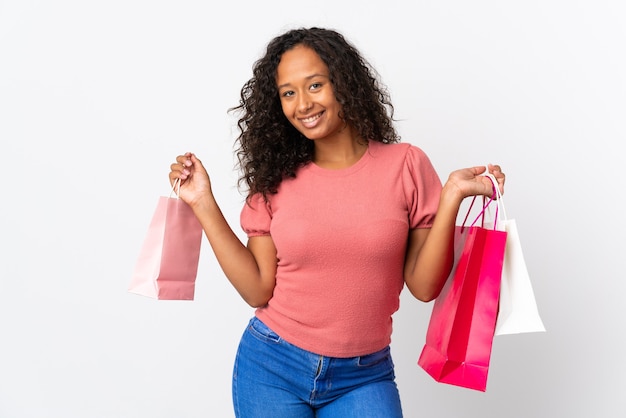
{"left": 229, "top": 27, "right": 400, "bottom": 199}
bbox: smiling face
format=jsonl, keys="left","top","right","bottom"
{"left": 276, "top": 45, "right": 348, "bottom": 142}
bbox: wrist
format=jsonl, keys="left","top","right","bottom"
{"left": 188, "top": 193, "right": 217, "bottom": 213}
{"left": 440, "top": 182, "right": 466, "bottom": 206}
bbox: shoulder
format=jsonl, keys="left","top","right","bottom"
{"left": 240, "top": 193, "right": 273, "bottom": 236}
{"left": 241, "top": 193, "right": 273, "bottom": 217}
{"left": 368, "top": 140, "right": 431, "bottom": 163}
{"left": 369, "top": 141, "right": 440, "bottom": 185}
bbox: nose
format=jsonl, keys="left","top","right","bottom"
{"left": 297, "top": 93, "right": 312, "bottom": 113}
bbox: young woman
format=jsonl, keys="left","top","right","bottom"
{"left": 169, "top": 27, "right": 505, "bottom": 418}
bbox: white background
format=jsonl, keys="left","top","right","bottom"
{"left": 1, "top": 0, "right": 624, "bottom": 417}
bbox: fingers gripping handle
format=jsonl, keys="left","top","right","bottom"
{"left": 460, "top": 170, "right": 507, "bottom": 231}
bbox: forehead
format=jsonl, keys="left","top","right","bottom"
{"left": 276, "top": 45, "right": 328, "bottom": 85}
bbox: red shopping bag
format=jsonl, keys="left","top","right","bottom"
{"left": 128, "top": 181, "right": 202, "bottom": 300}
{"left": 418, "top": 194, "right": 507, "bottom": 391}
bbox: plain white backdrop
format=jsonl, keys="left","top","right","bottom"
{"left": 1, "top": 0, "right": 624, "bottom": 417}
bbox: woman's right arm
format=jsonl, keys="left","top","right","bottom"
{"left": 170, "top": 152, "right": 277, "bottom": 307}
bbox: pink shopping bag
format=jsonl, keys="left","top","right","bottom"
{"left": 418, "top": 192, "right": 507, "bottom": 391}
{"left": 128, "top": 182, "right": 202, "bottom": 300}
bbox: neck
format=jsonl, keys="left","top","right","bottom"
{"left": 313, "top": 132, "right": 368, "bottom": 169}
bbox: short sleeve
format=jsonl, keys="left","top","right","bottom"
{"left": 240, "top": 193, "right": 272, "bottom": 237}
{"left": 402, "top": 145, "right": 442, "bottom": 229}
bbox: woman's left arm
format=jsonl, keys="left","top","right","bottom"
{"left": 403, "top": 164, "right": 505, "bottom": 302}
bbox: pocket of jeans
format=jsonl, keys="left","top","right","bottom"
{"left": 357, "top": 346, "right": 392, "bottom": 368}
{"left": 247, "top": 317, "right": 281, "bottom": 343}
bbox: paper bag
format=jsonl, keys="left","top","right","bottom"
{"left": 128, "top": 184, "right": 202, "bottom": 300}
{"left": 480, "top": 174, "right": 545, "bottom": 335}
{"left": 494, "top": 218, "right": 546, "bottom": 335}
{"left": 418, "top": 193, "right": 507, "bottom": 392}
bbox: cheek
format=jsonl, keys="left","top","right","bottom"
{"left": 321, "top": 93, "right": 342, "bottom": 116}
{"left": 279, "top": 100, "right": 294, "bottom": 118}
{"left": 280, "top": 103, "right": 301, "bottom": 130}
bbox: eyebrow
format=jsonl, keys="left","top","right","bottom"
{"left": 277, "top": 73, "right": 328, "bottom": 90}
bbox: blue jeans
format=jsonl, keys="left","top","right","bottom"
{"left": 232, "top": 317, "right": 403, "bottom": 418}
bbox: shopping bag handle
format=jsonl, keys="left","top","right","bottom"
{"left": 169, "top": 178, "right": 182, "bottom": 199}
{"left": 483, "top": 172, "right": 508, "bottom": 224}
{"left": 460, "top": 171, "right": 505, "bottom": 231}
{"left": 461, "top": 195, "right": 496, "bottom": 230}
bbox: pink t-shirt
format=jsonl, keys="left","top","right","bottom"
{"left": 240, "top": 141, "right": 442, "bottom": 357}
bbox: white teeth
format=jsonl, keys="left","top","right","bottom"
{"left": 302, "top": 113, "right": 321, "bottom": 123}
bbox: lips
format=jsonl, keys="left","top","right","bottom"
{"left": 299, "top": 111, "right": 324, "bottom": 128}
